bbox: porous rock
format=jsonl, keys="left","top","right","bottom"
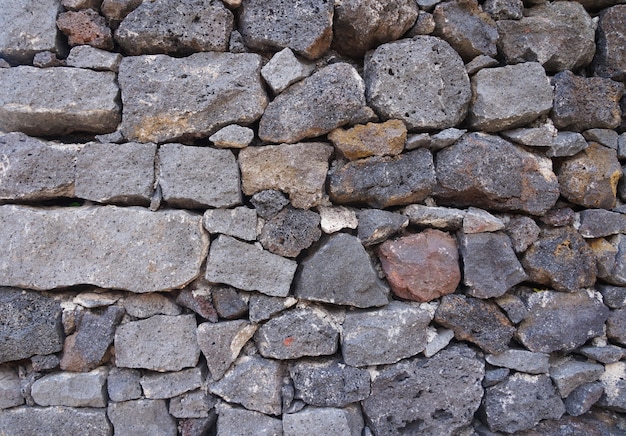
{"left": 0, "top": 406, "right": 111, "bottom": 436}
{"left": 123, "top": 293, "right": 181, "bottom": 318}
{"left": 107, "top": 367, "right": 142, "bottom": 402}
{"left": 56, "top": 9, "right": 113, "bottom": 50}
{"left": 592, "top": 234, "right": 626, "bottom": 286}
{"left": 0, "top": 365, "right": 23, "bottom": 409}
{"left": 31, "top": 367, "right": 107, "bottom": 407}
{"left": 169, "top": 389, "right": 215, "bottom": 419}
{"left": 259, "top": 208, "right": 320, "bottom": 257}
{"left": 176, "top": 288, "right": 218, "bottom": 322}
{"left": 328, "top": 119, "right": 406, "bottom": 160}
{"left": 462, "top": 207, "right": 505, "bottom": 234}
{"left": 578, "top": 209, "right": 626, "bottom": 238}
{"left": 108, "top": 399, "right": 177, "bottom": 436}
{"left": 356, "top": 209, "right": 408, "bottom": 246}
{"left": 593, "top": 5, "right": 626, "bottom": 81}
{"left": 212, "top": 286, "right": 249, "bottom": 320}
{"left": 547, "top": 131, "right": 589, "bottom": 157}
{"left": 209, "top": 125, "right": 254, "bottom": 149}
{"left": 577, "top": 345, "right": 624, "bottom": 364}
{"left": 564, "top": 382, "right": 605, "bottom": 416}
{"left": 403, "top": 204, "right": 465, "bottom": 230}
{"left": 215, "top": 404, "right": 283, "bottom": 436}
{"left": 101, "top": 0, "right": 142, "bottom": 26}
{"left": 203, "top": 207, "right": 257, "bottom": 241}
{"left": 483, "top": 0, "right": 523, "bottom": 20}
{"left": 504, "top": 215, "right": 541, "bottom": 253}
{"left": 607, "top": 308, "right": 626, "bottom": 345}
{"left": 597, "top": 284, "right": 626, "bottom": 309}
{"left": 248, "top": 294, "right": 297, "bottom": 323}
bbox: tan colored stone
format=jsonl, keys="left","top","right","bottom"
{"left": 328, "top": 120, "right": 406, "bottom": 160}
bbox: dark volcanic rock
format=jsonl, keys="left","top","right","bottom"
{"left": 503, "top": 215, "right": 541, "bottom": 253}
{"left": 564, "top": 382, "right": 605, "bottom": 416}
{"left": 259, "top": 208, "right": 321, "bottom": 258}
{"left": 108, "top": 399, "right": 176, "bottom": 435}
{"left": 176, "top": 288, "right": 218, "bottom": 322}
{"left": 356, "top": 209, "right": 408, "bottom": 246}
{"left": 593, "top": 5, "right": 626, "bottom": 81}
{"left": 607, "top": 308, "right": 626, "bottom": 345}
{"left": 250, "top": 190, "right": 289, "bottom": 219}
{"left": 435, "top": 133, "right": 560, "bottom": 215}
{"left": 215, "top": 404, "right": 282, "bottom": 436}
{"left": 578, "top": 209, "right": 626, "bottom": 238}
{"left": 485, "top": 349, "right": 549, "bottom": 375}
{"left": 211, "top": 287, "right": 249, "bottom": 320}
{"left": 592, "top": 234, "right": 626, "bottom": 286}
{"left": 550, "top": 360, "right": 605, "bottom": 398}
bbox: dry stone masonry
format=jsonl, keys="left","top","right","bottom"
{"left": 0, "top": 0, "right": 626, "bottom": 434}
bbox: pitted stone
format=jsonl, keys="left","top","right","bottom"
{"left": 592, "top": 5, "right": 626, "bottom": 81}
{"left": 260, "top": 47, "right": 315, "bottom": 94}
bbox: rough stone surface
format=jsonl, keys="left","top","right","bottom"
{"left": 429, "top": 128, "right": 466, "bottom": 151}
{"left": 108, "top": 399, "right": 177, "bottom": 436}
{"left": 260, "top": 47, "right": 315, "bottom": 94}
{"left": 212, "top": 286, "right": 249, "bottom": 320}
{"left": 483, "top": 0, "right": 523, "bottom": 20}
{"left": 578, "top": 345, "right": 624, "bottom": 364}
{"left": 209, "top": 125, "right": 254, "bottom": 149}
{"left": 169, "top": 389, "right": 215, "bottom": 419}
{"left": 607, "top": 308, "right": 626, "bottom": 345}
{"left": 0, "top": 365, "right": 23, "bottom": 409}
{"left": 501, "top": 123, "right": 557, "bottom": 147}
{"left": 593, "top": 234, "right": 626, "bottom": 285}
{"left": 547, "top": 131, "right": 589, "bottom": 157}
{"left": 362, "top": 346, "right": 484, "bottom": 436}
{"left": 248, "top": 294, "right": 297, "bottom": 323}
{"left": 31, "top": 367, "right": 107, "bottom": 407}
{"left": 329, "top": 149, "right": 436, "bottom": 208}
{"left": 435, "top": 133, "right": 560, "bottom": 215}
{"left": 295, "top": 233, "right": 389, "bottom": 308}
{"left": 583, "top": 128, "right": 619, "bottom": 149}
{"left": 115, "top": 0, "right": 233, "bottom": 55}
{"left": 356, "top": 209, "right": 408, "bottom": 246}
{"left": 468, "top": 62, "right": 553, "bottom": 132}
{"left": 462, "top": 207, "right": 505, "bottom": 234}
{"left": 328, "top": 120, "right": 406, "bottom": 160}
{"left": 141, "top": 368, "right": 203, "bottom": 399}
{"left": 485, "top": 350, "right": 549, "bottom": 375}
{"left": 115, "top": 314, "right": 200, "bottom": 372}
{"left": 259, "top": 63, "right": 367, "bottom": 143}
{"left": 66, "top": 45, "right": 122, "bottom": 71}
{"left": 107, "top": 368, "right": 142, "bottom": 402}
{"left": 119, "top": 52, "right": 267, "bottom": 143}
{"left": 203, "top": 207, "right": 257, "bottom": 241}
{"left": 259, "top": 208, "right": 320, "bottom": 257}
{"left": 176, "top": 288, "right": 219, "bottom": 322}
{"left": 403, "top": 204, "right": 465, "bottom": 230}
{"left": 407, "top": 10, "right": 436, "bottom": 36}
{"left": 550, "top": 360, "right": 605, "bottom": 397}
{"left": 564, "top": 382, "right": 605, "bottom": 416}
{"left": 377, "top": 230, "right": 460, "bottom": 302}
{"left": 593, "top": 5, "right": 626, "bottom": 81}
{"left": 318, "top": 206, "right": 358, "bottom": 234}
{"left": 0, "top": 406, "right": 111, "bottom": 436}
{"left": 364, "top": 37, "right": 471, "bottom": 130}
{"left": 0, "top": 66, "right": 120, "bottom": 136}
{"left": 516, "top": 290, "right": 609, "bottom": 353}
{"left": 341, "top": 301, "right": 433, "bottom": 367}
{"left": 239, "top": 143, "right": 333, "bottom": 209}
{"left": 56, "top": 9, "right": 113, "bottom": 50}
{"left": 283, "top": 406, "right": 363, "bottom": 436}
{"left": 101, "top": 0, "right": 142, "bottom": 26}
{"left": 216, "top": 404, "right": 283, "bottom": 436}
{"left": 598, "top": 361, "right": 626, "bottom": 411}
{"left": 123, "top": 293, "right": 181, "bottom": 318}
{"left": 579, "top": 209, "right": 626, "bottom": 238}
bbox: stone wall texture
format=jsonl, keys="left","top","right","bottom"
{"left": 0, "top": 0, "right": 626, "bottom": 434}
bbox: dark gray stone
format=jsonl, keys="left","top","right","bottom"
{"left": 495, "top": 292, "right": 528, "bottom": 324}
{"left": 31, "top": 367, "right": 107, "bottom": 407}
{"left": 583, "top": 128, "right": 619, "bottom": 149}
{"left": 579, "top": 209, "right": 626, "bottom": 238}
{"left": 598, "top": 361, "right": 626, "bottom": 411}
{"left": 483, "top": 0, "right": 523, "bottom": 20}
{"left": 108, "top": 399, "right": 177, "bottom": 436}
{"left": 0, "top": 365, "right": 23, "bottom": 409}
{"left": 462, "top": 207, "right": 505, "bottom": 234}
{"left": 212, "top": 286, "right": 249, "bottom": 319}
{"left": 546, "top": 131, "right": 589, "bottom": 157}
{"left": 107, "top": 367, "right": 142, "bottom": 402}
{"left": 483, "top": 368, "right": 510, "bottom": 388}
{"left": 607, "top": 308, "right": 626, "bottom": 345}
{"left": 176, "top": 287, "right": 218, "bottom": 322}
{"left": 486, "top": 350, "right": 549, "bottom": 375}
{"left": 598, "top": 285, "right": 626, "bottom": 309}
{"left": 123, "top": 293, "right": 182, "bottom": 319}
{"left": 141, "top": 367, "right": 203, "bottom": 399}
{"left": 216, "top": 404, "right": 282, "bottom": 436}
{"left": 565, "top": 382, "right": 604, "bottom": 416}
{"left": 357, "top": 209, "right": 408, "bottom": 246}
{"left": 501, "top": 123, "right": 557, "bottom": 147}
{"left": 250, "top": 190, "right": 289, "bottom": 219}
{"left": 248, "top": 294, "right": 297, "bottom": 323}
{"left": 260, "top": 48, "right": 315, "bottom": 95}
{"left": 550, "top": 360, "right": 605, "bottom": 397}
{"left": 32, "top": 51, "right": 63, "bottom": 67}
{"left": 283, "top": 406, "right": 364, "bottom": 436}
{"left": 259, "top": 208, "right": 321, "bottom": 257}
{"left": 593, "top": 5, "right": 626, "bottom": 81}
{"left": 594, "top": 234, "right": 626, "bottom": 286}
{"left": 0, "top": 406, "right": 111, "bottom": 436}
{"left": 503, "top": 215, "right": 541, "bottom": 253}
{"left": 179, "top": 414, "right": 218, "bottom": 436}
{"left": 294, "top": 233, "right": 389, "bottom": 308}
{"left": 169, "top": 389, "right": 216, "bottom": 419}
{"left": 578, "top": 345, "right": 624, "bottom": 364}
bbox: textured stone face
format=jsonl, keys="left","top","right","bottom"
{"left": 364, "top": 37, "right": 471, "bottom": 130}
{"left": 282, "top": 407, "right": 364, "bottom": 436}
{"left": 593, "top": 5, "right": 626, "bottom": 81}
{"left": 328, "top": 120, "right": 406, "bottom": 160}
{"left": 0, "top": 407, "right": 111, "bottom": 436}
{"left": 118, "top": 53, "right": 267, "bottom": 143}
{"left": 259, "top": 208, "right": 321, "bottom": 257}
{"left": 108, "top": 399, "right": 177, "bottom": 436}
{"left": 56, "top": 9, "right": 113, "bottom": 50}
{"left": 216, "top": 405, "right": 283, "bottom": 436}
{"left": 357, "top": 209, "right": 408, "bottom": 246}
{"left": 31, "top": 367, "right": 108, "bottom": 407}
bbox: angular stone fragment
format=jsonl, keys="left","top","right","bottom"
{"left": 468, "top": 62, "right": 553, "bottom": 132}
{"left": 318, "top": 206, "right": 358, "bottom": 234}
{"left": 424, "top": 327, "right": 455, "bottom": 357}
{"left": 260, "top": 48, "right": 315, "bottom": 94}
{"left": 583, "top": 128, "right": 619, "bottom": 149}
{"left": 378, "top": 230, "right": 460, "bottom": 302}
{"left": 483, "top": 373, "right": 565, "bottom": 433}
{"left": 403, "top": 204, "right": 465, "bottom": 230}
{"left": 239, "top": 0, "right": 333, "bottom": 59}
{"left": 462, "top": 207, "right": 505, "bottom": 234}
{"left": 0, "top": 365, "right": 23, "bottom": 409}
{"left": 259, "top": 208, "right": 320, "bottom": 257}
{"left": 364, "top": 37, "right": 470, "bottom": 130}
{"left": 435, "top": 133, "right": 560, "bottom": 215}
{"left": 115, "top": 314, "right": 200, "bottom": 371}
{"left": 497, "top": 2, "right": 595, "bottom": 72}
{"left": 598, "top": 361, "right": 626, "bottom": 411}
{"left": 169, "top": 389, "right": 216, "bottom": 419}
{"left": 123, "top": 293, "right": 181, "bottom": 318}
{"left": 557, "top": 143, "right": 621, "bottom": 209}
{"left": 57, "top": 10, "right": 113, "bottom": 50}
{"left": 516, "top": 290, "right": 609, "bottom": 353}
{"left": 31, "top": 367, "right": 107, "bottom": 407}
{"left": 295, "top": 233, "right": 389, "bottom": 308}
{"left": 342, "top": 301, "right": 433, "bottom": 367}
{"left": 329, "top": 149, "right": 436, "bottom": 208}
{"left": 546, "top": 131, "right": 589, "bottom": 157}
{"left": 0, "top": 406, "right": 111, "bottom": 436}
{"left": 607, "top": 308, "right": 626, "bottom": 345}
{"left": 259, "top": 64, "right": 367, "bottom": 143}
{"left": 176, "top": 288, "right": 218, "bottom": 322}
{"left": 206, "top": 235, "right": 297, "bottom": 297}
{"left": 32, "top": 51, "right": 63, "bottom": 67}
{"left": 592, "top": 234, "right": 626, "bottom": 286}
{"left": 283, "top": 406, "right": 363, "bottom": 436}
{"left": 0, "top": 66, "right": 119, "bottom": 136}
{"left": 486, "top": 350, "right": 549, "bottom": 375}
{"left": 197, "top": 320, "right": 257, "bottom": 381}
{"left": 362, "top": 346, "right": 484, "bottom": 436}
{"left": 550, "top": 360, "right": 605, "bottom": 398}
{"left": 101, "top": 0, "right": 142, "bottom": 27}
{"left": 407, "top": 10, "right": 436, "bottom": 36}
{"left": 108, "top": 399, "right": 177, "bottom": 436}
{"left": 108, "top": 367, "right": 142, "bottom": 402}
{"left": 579, "top": 209, "right": 626, "bottom": 238}
{"left": 483, "top": 368, "right": 510, "bottom": 388}
{"left": 434, "top": 294, "right": 515, "bottom": 354}
{"left": 179, "top": 415, "right": 218, "bottom": 436}
{"left": 552, "top": 70, "right": 624, "bottom": 131}
{"left": 248, "top": 294, "right": 297, "bottom": 323}
{"left": 429, "top": 128, "right": 466, "bottom": 151}
{"left": 593, "top": 5, "right": 626, "bottom": 81}
{"left": 119, "top": 52, "right": 267, "bottom": 143}
{"left": 115, "top": 0, "right": 233, "bottom": 55}
{"left": 328, "top": 120, "right": 406, "bottom": 160}
{"left": 356, "top": 209, "right": 408, "bottom": 246}
{"left": 483, "top": 0, "right": 523, "bottom": 20}
{"left": 141, "top": 368, "right": 203, "bottom": 399}
{"left": 212, "top": 287, "right": 248, "bottom": 320}
{"left": 203, "top": 207, "right": 257, "bottom": 241}
{"left": 216, "top": 404, "right": 283, "bottom": 436}
{"left": 239, "top": 143, "right": 332, "bottom": 209}
{"left": 565, "top": 382, "right": 604, "bottom": 416}
{"left": 495, "top": 292, "right": 528, "bottom": 324}
{"left": 501, "top": 123, "right": 557, "bottom": 147}
{"left": 209, "top": 125, "right": 254, "bottom": 149}
{"left": 578, "top": 345, "right": 624, "bottom": 364}
{"left": 66, "top": 45, "right": 123, "bottom": 71}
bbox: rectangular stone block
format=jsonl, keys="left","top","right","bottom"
{"left": 0, "top": 406, "right": 111, "bottom": 436}
{"left": 31, "top": 367, "right": 108, "bottom": 408}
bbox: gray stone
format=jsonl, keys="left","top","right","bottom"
{"left": 516, "top": 290, "right": 609, "bottom": 353}
{"left": 362, "top": 345, "right": 484, "bottom": 436}
{"left": 579, "top": 209, "right": 626, "bottom": 238}
{"left": 502, "top": 216, "right": 540, "bottom": 253}
{"left": 483, "top": 368, "right": 510, "bottom": 388}
{"left": 462, "top": 208, "right": 503, "bottom": 235}
{"left": 459, "top": 232, "right": 526, "bottom": 299}
{"left": 101, "top": 0, "right": 142, "bottom": 27}
{"left": 197, "top": 320, "right": 257, "bottom": 381}
{"left": 115, "top": 314, "right": 200, "bottom": 371}
{"left": 115, "top": 0, "right": 233, "bottom": 55}
{"left": 239, "top": 0, "right": 333, "bottom": 60}
{"left": 429, "top": 128, "right": 466, "bottom": 151}
{"left": 619, "top": 133, "right": 626, "bottom": 159}
{"left": 495, "top": 292, "right": 528, "bottom": 324}
{"left": 294, "top": 233, "right": 389, "bottom": 308}
{"left": 329, "top": 149, "right": 436, "bottom": 208}
{"left": 565, "top": 382, "right": 604, "bottom": 416}
{"left": 169, "top": 389, "right": 216, "bottom": 419}
{"left": 465, "top": 55, "right": 498, "bottom": 75}
{"left": 0, "top": 288, "right": 63, "bottom": 364}
{"left": 483, "top": 0, "right": 523, "bottom": 20}
{"left": 108, "top": 399, "right": 177, "bottom": 436}
{"left": 598, "top": 285, "right": 626, "bottom": 309}
{"left": 0, "top": 365, "right": 23, "bottom": 409}
{"left": 62, "top": 0, "right": 101, "bottom": 12}
{"left": 578, "top": 345, "right": 624, "bottom": 364}
{"left": 210, "top": 355, "right": 283, "bottom": 416}
{"left": 0, "top": 66, "right": 119, "bottom": 136}
{"left": 356, "top": 209, "right": 408, "bottom": 246}
{"left": 250, "top": 191, "right": 289, "bottom": 219}
{"left": 593, "top": 5, "right": 626, "bottom": 81}
{"left": 364, "top": 36, "right": 470, "bottom": 130}
{"left": 546, "top": 131, "right": 589, "bottom": 157}
{"left": 66, "top": 45, "right": 122, "bottom": 71}
{"left": 598, "top": 361, "right": 626, "bottom": 411}
{"left": 0, "top": 205, "right": 208, "bottom": 293}
{"left": 486, "top": 350, "right": 550, "bottom": 375}
{"left": 254, "top": 306, "right": 340, "bottom": 360}
{"left": 73, "top": 291, "right": 123, "bottom": 309}
{"left": 206, "top": 235, "right": 297, "bottom": 297}
{"left": 0, "top": 406, "right": 111, "bottom": 436}
{"left": 179, "top": 415, "right": 218, "bottom": 436}
{"left": 403, "top": 204, "right": 465, "bottom": 230}
{"left": 216, "top": 404, "right": 282, "bottom": 436}
{"left": 259, "top": 63, "right": 367, "bottom": 143}
{"left": 341, "top": 301, "right": 433, "bottom": 367}
{"left": 483, "top": 373, "right": 565, "bottom": 433}
{"left": 108, "top": 367, "right": 142, "bottom": 402}
{"left": 75, "top": 141, "right": 156, "bottom": 206}
{"left": 203, "top": 207, "right": 257, "bottom": 242}
{"left": 435, "top": 133, "right": 559, "bottom": 215}
{"left": 249, "top": 294, "right": 297, "bottom": 323}
{"left": 424, "top": 327, "right": 455, "bottom": 357}
{"left": 0, "top": 0, "right": 62, "bottom": 63}
{"left": 119, "top": 52, "right": 267, "bottom": 143}
{"left": 501, "top": 123, "right": 557, "bottom": 147}
{"left": 260, "top": 208, "right": 320, "bottom": 257}
{"left": 31, "top": 367, "right": 107, "bottom": 408}
{"left": 141, "top": 368, "right": 203, "bottom": 399}
{"left": 261, "top": 48, "right": 315, "bottom": 94}
{"left": 497, "top": 2, "right": 595, "bottom": 72}
{"left": 405, "top": 132, "right": 431, "bottom": 150}
{"left": 283, "top": 406, "right": 363, "bottom": 436}
{"left": 32, "top": 51, "right": 63, "bottom": 67}
{"left": 607, "top": 308, "right": 626, "bottom": 345}
{"left": 176, "top": 287, "right": 218, "bottom": 322}
{"left": 0, "top": 133, "right": 77, "bottom": 202}
{"left": 289, "top": 357, "right": 370, "bottom": 407}
{"left": 550, "top": 360, "right": 605, "bottom": 397}
{"left": 468, "top": 62, "right": 553, "bottom": 132}
{"left": 56, "top": 9, "right": 113, "bottom": 50}
{"left": 583, "top": 128, "right": 620, "bottom": 149}
{"left": 593, "top": 234, "right": 626, "bottom": 286}
{"left": 212, "top": 286, "right": 249, "bottom": 319}
{"left": 209, "top": 125, "right": 254, "bottom": 149}
{"left": 123, "top": 293, "right": 181, "bottom": 318}
{"left": 407, "top": 11, "right": 436, "bottom": 37}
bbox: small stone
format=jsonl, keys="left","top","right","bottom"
{"left": 565, "top": 382, "right": 605, "bottom": 416}
{"left": 583, "top": 128, "right": 620, "bottom": 149}
{"left": 73, "top": 291, "right": 123, "bottom": 308}
{"left": 95, "top": 130, "right": 124, "bottom": 144}
{"left": 141, "top": 367, "right": 203, "bottom": 399}
{"left": 32, "top": 51, "right": 63, "bottom": 67}
{"left": 295, "top": 233, "right": 389, "bottom": 308}
{"left": 483, "top": 368, "right": 510, "bottom": 388}
{"left": 592, "top": 234, "right": 626, "bottom": 286}
{"left": 57, "top": 10, "right": 113, "bottom": 50}
{"left": 462, "top": 207, "right": 505, "bottom": 234}
{"left": 483, "top": 0, "right": 523, "bottom": 20}
{"left": 404, "top": 132, "right": 431, "bottom": 150}
{"left": 30, "top": 354, "right": 60, "bottom": 371}
{"left": 215, "top": 404, "right": 282, "bottom": 436}
{"left": 318, "top": 206, "right": 357, "bottom": 234}
{"left": 619, "top": 133, "right": 626, "bottom": 159}
{"left": 203, "top": 207, "right": 257, "bottom": 241}
{"left": 593, "top": 5, "right": 626, "bottom": 81}
{"left": 546, "top": 131, "right": 589, "bottom": 157}
{"left": 0, "top": 365, "right": 23, "bottom": 409}
{"left": 239, "top": 143, "right": 333, "bottom": 209}
{"left": 179, "top": 415, "right": 218, "bottom": 436}
{"left": 66, "top": 45, "right": 122, "bottom": 71}
{"left": 197, "top": 320, "right": 257, "bottom": 381}
{"left": 406, "top": 11, "right": 436, "bottom": 36}
{"left": 101, "top": 0, "right": 142, "bottom": 27}
{"left": 211, "top": 287, "right": 249, "bottom": 319}
{"left": 495, "top": 292, "right": 528, "bottom": 324}
{"left": 259, "top": 208, "right": 321, "bottom": 257}
{"left": 356, "top": 209, "right": 408, "bottom": 246}
{"left": 176, "top": 288, "right": 218, "bottom": 322}
{"left": 486, "top": 349, "right": 549, "bottom": 374}
{"left": 403, "top": 204, "right": 465, "bottom": 230}
{"left": 501, "top": 122, "right": 557, "bottom": 147}
{"left": 108, "top": 367, "right": 142, "bottom": 402}
{"left": 429, "top": 128, "right": 466, "bottom": 151}
{"left": 503, "top": 216, "right": 541, "bottom": 253}
{"left": 0, "top": 406, "right": 111, "bottom": 436}
{"left": 248, "top": 294, "right": 297, "bottom": 323}
{"left": 328, "top": 120, "right": 406, "bottom": 160}
{"left": 260, "top": 47, "right": 315, "bottom": 94}
{"left": 424, "top": 327, "right": 455, "bottom": 357}
{"left": 283, "top": 406, "right": 363, "bottom": 436}
{"left": 209, "top": 125, "right": 254, "bottom": 149}
{"left": 579, "top": 209, "right": 626, "bottom": 238}
{"left": 108, "top": 399, "right": 177, "bottom": 436}
{"left": 61, "top": 0, "right": 101, "bottom": 10}
{"left": 465, "top": 55, "right": 498, "bottom": 75}
{"left": 597, "top": 284, "right": 626, "bottom": 309}
{"left": 598, "top": 361, "right": 626, "bottom": 411}
{"left": 550, "top": 360, "right": 605, "bottom": 397}
{"left": 31, "top": 367, "right": 107, "bottom": 408}
{"left": 540, "top": 207, "right": 576, "bottom": 227}
{"left": 169, "top": 389, "right": 216, "bottom": 419}
{"left": 123, "top": 293, "right": 181, "bottom": 318}
{"left": 228, "top": 29, "right": 248, "bottom": 53}
{"left": 250, "top": 190, "right": 289, "bottom": 219}
{"left": 578, "top": 345, "right": 624, "bottom": 364}
{"left": 607, "top": 308, "right": 626, "bottom": 345}
{"left": 434, "top": 294, "right": 515, "bottom": 354}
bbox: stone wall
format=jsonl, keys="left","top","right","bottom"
{"left": 0, "top": 0, "right": 625, "bottom": 434}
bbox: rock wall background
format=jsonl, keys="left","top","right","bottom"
{"left": 0, "top": 0, "right": 626, "bottom": 434}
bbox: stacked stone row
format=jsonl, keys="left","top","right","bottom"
{"left": 1, "top": 0, "right": 626, "bottom": 434}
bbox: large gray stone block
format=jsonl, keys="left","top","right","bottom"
{"left": 216, "top": 404, "right": 283, "bottom": 436}
{"left": 0, "top": 406, "right": 111, "bottom": 436}
{"left": 140, "top": 367, "right": 203, "bottom": 399}
{"left": 0, "top": 205, "right": 209, "bottom": 293}
{"left": 108, "top": 399, "right": 176, "bottom": 436}
{"left": 283, "top": 406, "right": 363, "bottom": 436}
{"left": 31, "top": 367, "right": 108, "bottom": 408}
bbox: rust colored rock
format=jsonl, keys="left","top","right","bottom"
{"left": 328, "top": 119, "right": 406, "bottom": 160}
{"left": 57, "top": 10, "right": 114, "bottom": 50}
{"left": 378, "top": 229, "right": 460, "bottom": 303}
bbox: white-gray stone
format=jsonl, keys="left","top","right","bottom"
{"left": 550, "top": 360, "right": 605, "bottom": 398}
{"left": 203, "top": 207, "right": 257, "bottom": 241}
{"left": 31, "top": 367, "right": 108, "bottom": 408}
{"left": 318, "top": 206, "right": 358, "bottom": 234}
{"left": 122, "top": 293, "right": 182, "bottom": 319}
{"left": 108, "top": 399, "right": 177, "bottom": 436}
{"left": 0, "top": 406, "right": 111, "bottom": 436}
{"left": 216, "top": 404, "right": 283, "bottom": 436}
{"left": 209, "top": 124, "right": 254, "bottom": 149}
{"left": 283, "top": 407, "right": 363, "bottom": 436}
{"left": 501, "top": 122, "right": 557, "bottom": 147}
{"left": 0, "top": 365, "right": 23, "bottom": 409}
{"left": 140, "top": 367, "right": 203, "bottom": 400}
{"left": 261, "top": 47, "right": 315, "bottom": 94}
{"left": 66, "top": 45, "right": 123, "bottom": 71}
{"left": 485, "top": 350, "right": 550, "bottom": 374}
{"left": 424, "top": 327, "right": 455, "bottom": 357}
{"left": 546, "top": 131, "right": 589, "bottom": 157}
{"left": 462, "top": 207, "right": 505, "bottom": 234}
{"left": 108, "top": 367, "right": 142, "bottom": 402}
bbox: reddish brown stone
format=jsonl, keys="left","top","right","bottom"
{"left": 377, "top": 229, "right": 460, "bottom": 302}
{"left": 328, "top": 120, "right": 407, "bottom": 161}
{"left": 57, "top": 10, "right": 114, "bottom": 50}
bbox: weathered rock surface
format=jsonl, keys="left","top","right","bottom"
{"left": 578, "top": 209, "right": 626, "bottom": 238}
{"left": 328, "top": 120, "right": 406, "bottom": 160}
{"left": 239, "top": 143, "right": 332, "bottom": 209}
{"left": 101, "top": 0, "right": 142, "bottom": 27}
{"left": 66, "top": 45, "right": 122, "bottom": 71}
{"left": 550, "top": 360, "right": 605, "bottom": 398}
{"left": 124, "top": 293, "right": 181, "bottom": 319}
{"left": 56, "top": 9, "right": 113, "bottom": 50}
{"left": 31, "top": 367, "right": 107, "bottom": 407}
{"left": 597, "top": 284, "right": 626, "bottom": 309}
{"left": 212, "top": 287, "right": 248, "bottom": 320}
{"left": 403, "top": 204, "right": 465, "bottom": 230}
{"left": 0, "top": 66, "right": 120, "bottom": 136}
{"left": 140, "top": 368, "right": 203, "bottom": 399}
{"left": 169, "top": 389, "right": 215, "bottom": 419}
{"left": 486, "top": 350, "right": 549, "bottom": 375}
{"left": 356, "top": 209, "right": 408, "bottom": 246}
{"left": 378, "top": 230, "right": 460, "bottom": 302}
{"left": 592, "top": 234, "right": 626, "bottom": 285}
{"left": 294, "top": 233, "right": 389, "bottom": 308}
{"left": 593, "top": 5, "right": 626, "bottom": 81}
{"left": 108, "top": 399, "right": 177, "bottom": 436}
{"left": 318, "top": 206, "right": 358, "bottom": 234}
{"left": 260, "top": 47, "right": 315, "bottom": 95}
{"left": 176, "top": 288, "right": 219, "bottom": 322}
{"left": 362, "top": 346, "right": 484, "bottom": 436}
{"left": 259, "top": 208, "right": 321, "bottom": 257}
{"left": 0, "top": 365, "right": 23, "bottom": 409}
{"left": 435, "top": 133, "right": 560, "bottom": 215}
{"left": 283, "top": 406, "right": 363, "bottom": 436}
{"left": 462, "top": 207, "right": 505, "bottom": 234}
{"left": 216, "top": 404, "right": 283, "bottom": 436}
{"left": 329, "top": 149, "right": 436, "bottom": 208}
{"left": 483, "top": 0, "right": 523, "bottom": 20}
{"left": 209, "top": 125, "right": 254, "bottom": 149}
{"left": 119, "top": 52, "right": 267, "bottom": 143}
{"left": 547, "top": 131, "right": 589, "bottom": 157}
{"left": 259, "top": 63, "right": 367, "bottom": 143}
{"left": 0, "top": 406, "right": 111, "bottom": 436}
{"left": 598, "top": 361, "right": 626, "bottom": 411}
{"left": 564, "top": 382, "right": 605, "bottom": 416}
{"left": 248, "top": 294, "right": 297, "bottom": 323}
{"left": 504, "top": 215, "right": 541, "bottom": 253}
{"left": 364, "top": 37, "right": 471, "bottom": 130}
{"left": 107, "top": 368, "right": 142, "bottom": 402}
{"left": 607, "top": 308, "right": 626, "bottom": 345}
{"left": 203, "top": 207, "right": 256, "bottom": 241}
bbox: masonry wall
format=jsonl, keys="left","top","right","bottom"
{"left": 0, "top": 0, "right": 626, "bottom": 434}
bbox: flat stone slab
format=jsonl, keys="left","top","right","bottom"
{"left": 31, "top": 367, "right": 108, "bottom": 408}
{"left": 0, "top": 205, "right": 208, "bottom": 293}
{"left": 108, "top": 399, "right": 177, "bottom": 436}
{"left": 0, "top": 406, "right": 111, "bottom": 436}
{"left": 0, "top": 66, "right": 120, "bottom": 136}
